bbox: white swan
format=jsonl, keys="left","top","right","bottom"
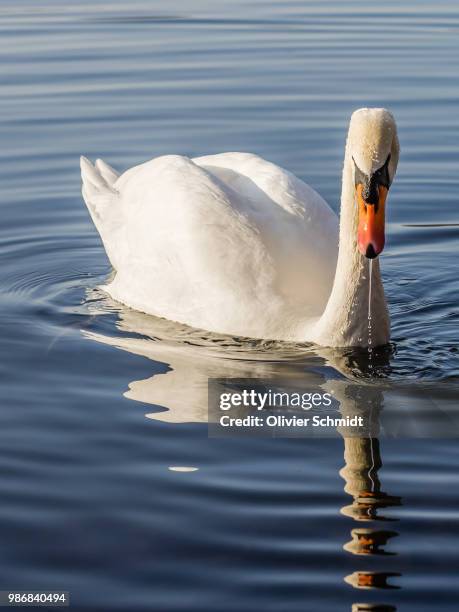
{"left": 81, "top": 107, "right": 399, "bottom": 347}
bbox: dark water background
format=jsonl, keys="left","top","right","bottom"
{"left": 1, "top": 1, "right": 459, "bottom": 610}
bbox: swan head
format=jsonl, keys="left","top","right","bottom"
{"left": 348, "top": 108, "right": 399, "bottom": 259}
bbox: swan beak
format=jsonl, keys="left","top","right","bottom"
{"left": 356, "top": 183, "right": 387, "bottom": 259}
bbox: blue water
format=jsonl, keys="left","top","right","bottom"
{"left": 1, "top": 1, "right": 459, "bottom": 610}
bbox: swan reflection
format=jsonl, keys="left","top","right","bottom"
{"left": 343, "top": 528, "right": 397, "bottom": 556}
{"left": 84, "top": 301, "right": 327, "bottom": 423}
{"left": 85, "top": 299, "right": 404, "bottom": 608}
{"left": 352, "top": 605, "right": 396, "bottom": 612}
{"left": 334, "top": 364, "right": 402, "bottom": 609}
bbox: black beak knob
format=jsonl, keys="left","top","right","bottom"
{"left": 365, "top": 244, "right": 377, "bottom": 259}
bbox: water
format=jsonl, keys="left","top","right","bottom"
{"left": 1, "top": 1, "right": 459, "bottom": 610}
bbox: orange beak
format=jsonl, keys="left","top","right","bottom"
{"left": 356, "top": 183, "right": 387, "bottom": 259}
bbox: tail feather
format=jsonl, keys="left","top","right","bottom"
{"left": 80, "top": 156, "right": 122, "bottom": 270}
{"left": 80, "top": 156, "right": 117, "bottom": 219}
{"left": 80, "top": 156, "right": 110, "bottom": 191}
{"left": 95, "top": 158, "right": 119, "bottom": 185}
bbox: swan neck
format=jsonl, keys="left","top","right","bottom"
{"left": 312, "top": 145, "right": 389, "bottom": 347}
{"left": 336, "top": 145, "right": 368, "bottom": 279}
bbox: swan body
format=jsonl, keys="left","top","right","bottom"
{"left": 81, "top": 108, "right": 399, "bottom": 347}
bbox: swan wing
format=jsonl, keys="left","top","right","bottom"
{"left": 193, "top": 152, "right": 339, "bottom": 314}
{"left": 105, "top": 154, "right": 287, "bottom": 335}
{"left": 193, "top": 151, "right": 336, "bottom": 218}
{"left": 84, "top": 152, "right": 339, "bottom": 340}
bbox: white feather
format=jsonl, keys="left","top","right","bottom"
{"left": 81, "top": 108, "right": 399, "bottom": 346}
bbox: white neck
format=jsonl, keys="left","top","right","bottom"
{"left": 311, "top": 142, "right": 390, "bottom": 348}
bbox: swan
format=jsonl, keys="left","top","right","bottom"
{"left": 80, "top": 107, "right": 399, "bottom": 347}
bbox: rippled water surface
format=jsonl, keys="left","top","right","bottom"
{"left": 1, "top": 1, "right": 459, "bottom": 610}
